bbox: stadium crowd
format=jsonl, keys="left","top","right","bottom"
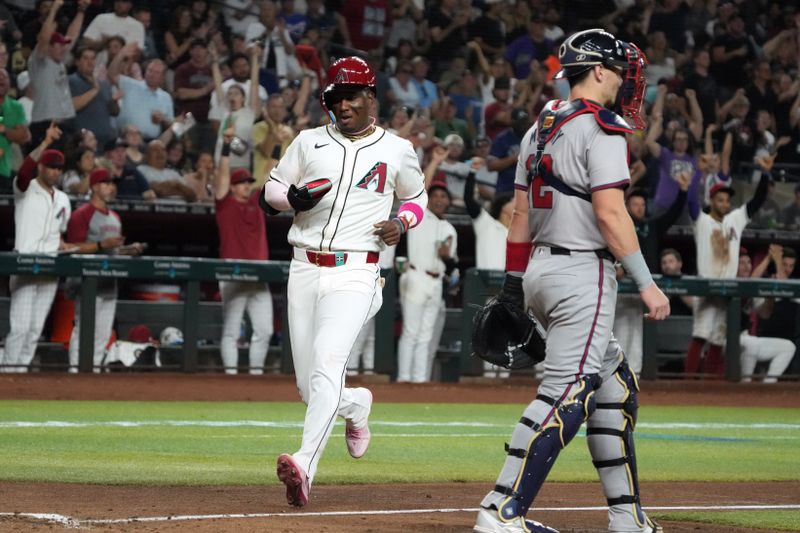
{"left": 0, "top": 0, "right": 799, "bottom": 379}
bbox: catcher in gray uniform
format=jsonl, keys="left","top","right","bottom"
{"left": 473, "top": 29, "right": 670, "bottom": 533}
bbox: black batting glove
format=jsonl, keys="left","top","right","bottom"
{"left": 287, "top": 184, "right": 321, "bottom": 212}
{"left": 497, "top": 273, "right": 525, "bottom": 309}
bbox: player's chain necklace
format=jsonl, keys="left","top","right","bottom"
{"left": 339, "top": 117, "right": 377, "bottom": 141}
{"left": 342, "top": 126, "right": 376, "bottom": 141}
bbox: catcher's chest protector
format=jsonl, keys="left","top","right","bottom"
{"left": 529, "top": 99, "right": 632, "bottom": 203}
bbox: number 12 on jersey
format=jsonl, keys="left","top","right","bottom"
{"left": 527, "top": 154, "right": 553, "bottom": 209}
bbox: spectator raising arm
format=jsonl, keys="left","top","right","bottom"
{"left": 249, "top": 44, "right": 262, "bottom": 118}
{"left": 644, "top": 112, "right": 663, "bottom": 159}
{"left": 213, "top": 126, "right": 234, "bottom": 200}
{"left": 652, "top": 170, "right": 691, "bottom": 233}
{"left": 747, "top": 155, "right": 773, "bottom": 218}
{"left": 423, "top": 145, "right": 448, "bottom": 189}
{"left": 462, "top": 162, "right": 484, "bottom": 220}
{"left": 684, "top": 88, "right": 704, "bottom": 141}
{"left": 107, "top": 42, "right": 138, "bottom": 86}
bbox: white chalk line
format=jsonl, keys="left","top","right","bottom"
{"left": 2, "top": 504, "right": 800, "bottom": 527}
{"left": 1, "top": 420, "right": 799, "bottom": 430}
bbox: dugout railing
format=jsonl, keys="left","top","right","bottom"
{"left": 3, "top": 253, "right": 800, "bottom": 381}
{"left": 461, "top": 268, "right": 800, "bottom": 382}
{"left": 0, "top": 253, "right": 398, "bottom": 375}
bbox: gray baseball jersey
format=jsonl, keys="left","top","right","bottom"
{"left": 514, "top": 100, "right": 631, "bottom": 250}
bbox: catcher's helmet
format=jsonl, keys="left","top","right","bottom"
{"left": 555, "top": 28, "right": 649, "bottom": 130}
{"left": 554, "top": 28, "right": 632, "bottom": 80}
{"left": 321, "top": 56, "right": 376, "bottom": 118}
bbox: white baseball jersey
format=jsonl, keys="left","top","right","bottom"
{"left": 406, "top": 208, "right": 457, "bottom": 274}
{"left": 473, "top": 210, "right": 506, "bottom": 270}
{"left": 515, "top": 100, "right": 631, "bottom": 250}
{"left": 270, "top": 124, "right": 425, "bottom": 253}
{"left": 13, "top": 178, "right": 71, "bottom": 254}
{"left": 694, "top": 205, "right": 749, "bottom": 278}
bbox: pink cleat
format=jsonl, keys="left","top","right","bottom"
{"left": 345, "top": 389, "right": 372, "bottom": 459}
{"left": 276, "top": 454, "right": 310, "bottom": 507}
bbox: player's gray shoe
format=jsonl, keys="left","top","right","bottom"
{"left": 345, "top": 388, "right": 372, "bottom": 459}
{"left": 276, "top": 453, "right": 310, "bottom": 507}
{"left": 611, "top": 517, "right": 663, "bottom": 533}
{"left": 474, "top": 508, "right": 559, "bottom": 533}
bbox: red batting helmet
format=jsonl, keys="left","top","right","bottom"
{"left": 321, "top": 56, "right": 376, "bottom": 118}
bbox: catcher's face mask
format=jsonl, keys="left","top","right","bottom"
{"left": 615, "top": 43, "right": 648, "bottom": 130}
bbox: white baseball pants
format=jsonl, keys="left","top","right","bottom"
{"left": 397, "top": 268, "right": 444, "bottom": 382}
{"left": 614, "top": 293, "right": 644, "bottom": 374}
{"left": 427, "top": 302, "right": 446, "bottom": 380}
{"left": 692, "top": 297, "right": 727, "bottom": 345}
{"left": 740, "top": 331, "right": 795, "bottom": 383}
{"left": 1, "top": 275, "right": 58, "bottom": 373}
{"left": 287, "top": 259, "right": 382, "bottom": 483}
{"left": 348, "top": 317, "right": 375, "bottom": 373}
{"left": 220, "top": 281, "right": 274, "bottom": 375}
{"left": 68, "top": 291, "right": 118, "bottom": 372}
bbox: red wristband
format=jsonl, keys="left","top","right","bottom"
{"left": 506, "top": 241, "right": 533, "bottom": 272}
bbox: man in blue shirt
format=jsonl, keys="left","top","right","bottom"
{"left": 488, "top": 108, "right": 530, "bottom": 195}
{"left": 411, "top": 56, "right": 438, "bottom": 110}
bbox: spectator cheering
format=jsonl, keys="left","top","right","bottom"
{"left": 28, "top": 0, "right": 89, "bottom": 146}
{"left": 69, "top": 46, "right": 119, "bottom": 149}
{"left": 110, "top": 44, "right": 174, "bottom": 141}
{"left": 0, "top": 68, "right": 31, "bottom": 191}
{"left": 212, "top": 127, "right": 273, "bottom": 374}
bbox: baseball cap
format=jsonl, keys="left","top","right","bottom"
{"left": 709, "top": 183, "right": 735, "bottom": 198}
{"left": 89, "top": 168, "right": 115, "bottom": 186}
{"left": 127, "top": 324, "right": 153, "bottom": 343}
{"left": 189, "top": 38, "right": 207, "bottom": 49}
{"left": 50, "top": 32, "right": 72, "bottom": 45}
{"left": 40, "top": 149, "right": 65, "bottom": 168}
{"left": 475, "top": 135, "right": 491, "bottom": 147}
{"left": 103, "top": 137, "right": 128, "bottom": 153}
{"left": 443, "top": 133, "right": 464, "bottom": 147}
{"left": 230, "top": 168, "right": 255, "bottom": 185}
{"left": 16, "top": 71, "right": 30, "bottom": 92}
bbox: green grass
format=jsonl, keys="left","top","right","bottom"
{"left": 0, "top": 401, "right": 798, "bottom": 486}
{"left": 2, "top": 400, "right": 799, "bottom": 530}
{"left": 654, "top": 511, "right": 800, "bottom": 532}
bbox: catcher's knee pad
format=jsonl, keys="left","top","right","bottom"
{"left": 490, "top": 375, "right": 601, "bottom": 521}
{"left": 587, "top": 360, "right": 650, "bottom": 531}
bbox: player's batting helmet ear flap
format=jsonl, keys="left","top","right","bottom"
{"left": 321, "top": 56, "right": 377, "bottom": 123}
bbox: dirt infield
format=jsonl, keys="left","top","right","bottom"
{"left": 1, "top": 374, "right": 798, "bottom": 532}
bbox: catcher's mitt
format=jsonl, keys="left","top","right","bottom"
{"left": 471, "top": 297, "right": 546, "bottom": 370}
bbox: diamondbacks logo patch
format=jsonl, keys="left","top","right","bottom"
{"left": 334, "top": 70, "right": 350, "bottom": 84}
{"left": 355, "top": 162, "right": 388, "bottom": 193}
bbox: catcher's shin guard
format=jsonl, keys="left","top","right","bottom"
{"left": 482, "top": 375, "right": 601, "bottom": 521}
{"left": 587, "top": 360, "right": 653, "bottom": 532}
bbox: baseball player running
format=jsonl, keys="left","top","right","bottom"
{"left": 1, "top": 122, "right": 71, "bottom": 373}
{"left": 261, "top": 57, "right": 428, "bottom": 507}
{"left": 474, "top": 30, "right": 669, "bottom": 533}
